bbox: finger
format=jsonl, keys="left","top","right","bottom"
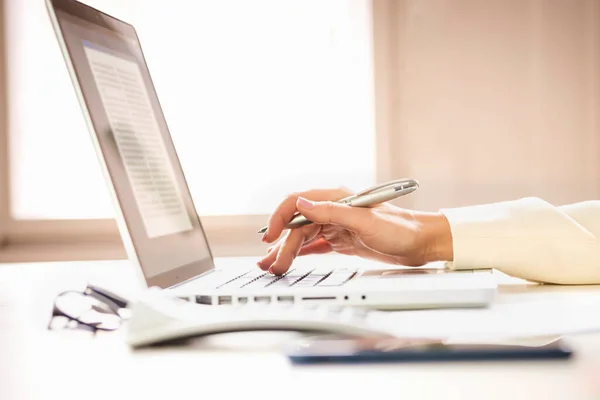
{"left": 319, "top": 224, "right": 339, "bottom": 241}
{"left": 269, "top": 229, "right": 305, "bottom": 275}
{"left": 257, "top": 226, "right": 320, "bottom": 271}
{"left": 298, "top": 238, "right": 333, "bottom": 256}
{"left": 296, "top": 197, "right": 376, "bottom": 235}
{"left": 262, "top": 188, "right": 351, "bottom": 243}
{"left": 257, "top": 242, "right": 281, "bottom": 270}
{"left": 269, "top": 224, "right": 321, "bottom": 275}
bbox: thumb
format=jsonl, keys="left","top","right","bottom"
{"left": 296, "top": 196, "right": 370, "bottom": 233}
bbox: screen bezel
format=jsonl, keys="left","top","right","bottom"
{"left": 46, "top": 0, "right": 217, "bottom": 288}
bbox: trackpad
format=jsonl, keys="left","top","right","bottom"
{"left": 358, "top": 268, "right": 467, "bottom": 279}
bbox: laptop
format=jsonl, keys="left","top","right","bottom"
{"left": 46, "top": 0, "right": 497, "bottom": 310}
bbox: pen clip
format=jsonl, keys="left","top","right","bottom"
{"left": 355, "top": 178, "right": 418, "bottom": 196}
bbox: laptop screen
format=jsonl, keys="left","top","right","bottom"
{"left": 48, "top": 0, "right": 215, "bottom": 288}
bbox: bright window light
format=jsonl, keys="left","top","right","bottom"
{"left": 7, "top": 0, "right": 375, "bottom": 219}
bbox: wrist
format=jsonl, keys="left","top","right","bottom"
{"left": 415, "top": 211, "right": 454, "bottom": 263}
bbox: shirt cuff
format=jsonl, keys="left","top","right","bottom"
{"left": 439, "top": 197, "right": 546, "bottom": 271}
{"left": 438, "top": 197, "right": 600, "bottom": 284}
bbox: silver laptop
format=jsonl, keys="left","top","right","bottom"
{"left": 46, "top": 0, "right": 497, "bottom": 310}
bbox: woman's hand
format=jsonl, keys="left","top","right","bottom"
{"left": 257, "top": 188, "right": 454, "bottom": 275}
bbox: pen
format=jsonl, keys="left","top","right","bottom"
{"left": 257, "top": 179, "right": 419, "bottom": 234}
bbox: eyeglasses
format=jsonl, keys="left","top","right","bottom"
{"left": 48, "top": 284, "right": 130, "bottom": 333}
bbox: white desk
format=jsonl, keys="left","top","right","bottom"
{"left": 2, "top": 256, "right": 600, "bottom": 400}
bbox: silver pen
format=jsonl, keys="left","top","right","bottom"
{"left": 257, "top": 178, "right": 419, "bottom": 234}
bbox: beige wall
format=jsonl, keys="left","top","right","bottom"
{"left": 381, "top": 0, "right": 600, "bottom": 211}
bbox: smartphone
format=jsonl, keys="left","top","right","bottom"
{"left": 284, "top": 336, "right": 573, "bottom": 365}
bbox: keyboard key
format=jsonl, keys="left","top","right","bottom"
{"left": 292, "top": 276, "right": 324, "bottom": 287}
{"left": 240, "top": 275, "right": 281, "bottom": 288}
{"left": 267, "top": 269, "right": 312, "bottom": 286}
{"left": 216, "top": 276, "right": 256, "bottom": 289}
{"left": 284, "top": 269, "right": 313, "bottom": 278}
{"left": 215, "top": 272, "right": 258, "bottom": 289}
{"left": 268, "top": 276, "right": 302, "bottom": 287}
{"left": 243, "top": 269, "right": 270, "bottom": 278}
{"left": 308, "top": 268, "right": 333, "bottom": 276}
{"left": 316, "top": 271, "right": 355, "bottom": 286}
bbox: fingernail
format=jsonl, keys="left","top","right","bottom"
{"left": 261, "top": 232, "right": 268, "bottom": 242}
{"left": 268, "top": 266, "right": 274, "bottom": 274}
{"left": 297, "top": 197, "right": 315, "bottom": 209}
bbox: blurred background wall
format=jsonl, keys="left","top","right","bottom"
{"left": 382, "top": 0, "right": 600, "bottom": 211}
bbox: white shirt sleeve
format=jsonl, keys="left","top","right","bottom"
{"left": 440, "top": 197, "right": 600, "bottom": 284}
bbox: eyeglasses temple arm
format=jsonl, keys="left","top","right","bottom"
{"left": 86, "top": 284, "right": 130, "bottom": 309}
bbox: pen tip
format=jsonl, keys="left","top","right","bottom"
{"left": 257, "top": 227, "right": 267, "bottom": 234}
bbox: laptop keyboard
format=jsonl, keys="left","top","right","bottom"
{"left": 216, "top": 268, "right": 356, "bottom": 290}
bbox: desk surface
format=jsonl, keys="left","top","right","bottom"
{"left": 2, "top": 256, "right": 600, "bottom": 400}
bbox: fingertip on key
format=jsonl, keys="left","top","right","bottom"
{"left": 256, "top": 261, "right": 268, "bottom": 271}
